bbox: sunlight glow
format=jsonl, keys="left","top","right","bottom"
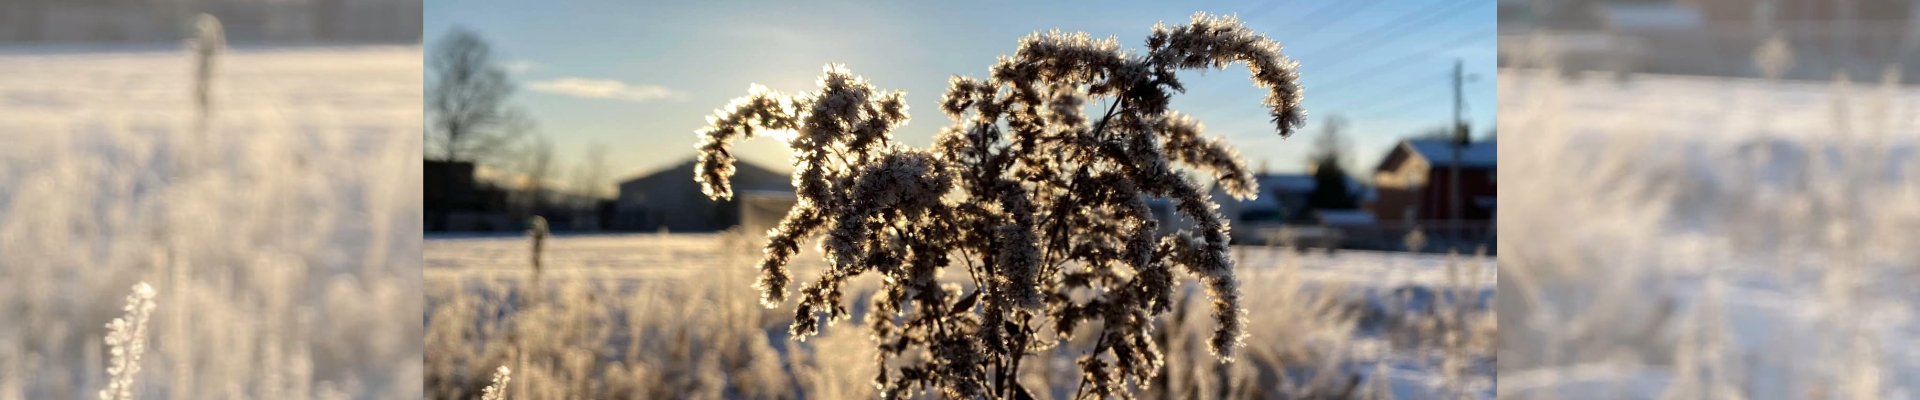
{"left": 767, "top": 128, "right": 799, "bottom": 143}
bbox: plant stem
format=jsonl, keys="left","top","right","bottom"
{"left": 1073, "top": 330, "right": 1113, "bottom": 400}
{"left": 1041, "top": 96, "right": 1127, "bottom": 275}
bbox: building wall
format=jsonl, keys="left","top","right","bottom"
{"left": 1366, "top": 166, "right": 1496, "bottom": 222}
{"left": 614, "top": 177, "right": 734, "bottom": 232}
{"left": 1374, "top": 154, "right": 1430, "bottom": 189}
{"left": 1417, "top": 167, "right": 1497, "bottom": 221}
{"left": 1370, "top": 187, "right": 1423, "bottom": 223}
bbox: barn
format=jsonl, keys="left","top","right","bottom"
{"left": 612, "top": 159, "right": 792, "bottom": 232}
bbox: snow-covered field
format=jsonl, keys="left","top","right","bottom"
{"left": 1498, "top": 69, "right": 1920, "bottom": 399}
{"left": 0, "top": 45, "right": 422, "bottom": 399}
{"left": 425, "top": 232, "right": 1496, "bottom": 399}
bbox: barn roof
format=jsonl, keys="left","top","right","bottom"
{"left": 1402, "top": 139, "right": 1497, "bottom": 168}
{"left": 617, "top": 158, "right": 792, "bottom": 195}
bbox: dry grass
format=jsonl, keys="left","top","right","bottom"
{"left": 423, "top": 230, "right": 1494, "bottom": 399}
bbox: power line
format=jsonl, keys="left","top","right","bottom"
{"left": 1182, "top": 0, "right": 1419, "bottom": 111}
{"left": 1185, "top": 0, "right": 1488, "bottom": 118}
{"left": 1347, "top": 93, "right": 1435, "bottom": 119}
{"left": 1238, "top": 0, "right": 1295, "bottom": 23}
{"left": 1321, "top": 72, "right": 1448, "bottom": 113}
{"left": 1203, "top": 0, "right": 1477, "bottom": 113}
{"left": 1311, "top": 25, "right": 1496, "bottom": 93}
{"left": 1283, "top": 0, "right": 1382, "bottom": 42}
{"left": 1296, "top": 0, "right": 1484, "bottom": 71}
{"left": 1336, "top": 75, "right": 1443, "bottom": 116}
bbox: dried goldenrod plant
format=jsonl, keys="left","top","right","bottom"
{"left": 694, "top": 13, "right": 1303, "bottom": 399}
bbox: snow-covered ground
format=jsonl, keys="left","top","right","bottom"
{"left": 1498, "top": 69, "right": 1920, "bottom": 399}
{"left": 0, "top": 45, "right": 422, "bottom": 399}
{"left": 425, "top": 232, "right": 1496, "bottom": 399}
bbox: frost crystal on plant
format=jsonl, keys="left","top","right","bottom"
{"left": 692, "top": 12, "right": 1302, "bottom": 398}
{"left": 480, "top": 366, "right": 511, "bottom": 400}
{"left": 100, "top": 282, "right": 157, "bottom": 400}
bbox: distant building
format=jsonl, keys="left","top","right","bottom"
{"left": 1369, "top": 139, "right": 1496, "bottom": 224}
{"left": 1, "top": 0, "right": 421, "bottom": 43}
{"left": 613, "top": 159, "right": 792, "bottom": 232}
{"left": 1149, "top": 172, "right": 1375, "bottom": 246}
{"left": 1225, "top": 173, "right": 1374, "bottom": 225}
{"left": 424, "top": 160, "right": 511, "bottom": 232}
{"left": 1500, "top": 0, "right": 1918, "bottom": 80}
{"left": 1367, "top": 138, "right": 1496, "bottom": 252}
{"left": 530, "top": 192, "right": 614, "bottom": 232}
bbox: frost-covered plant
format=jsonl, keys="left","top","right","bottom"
{"left": 100, "top": 283, "right": 157, "bottom": 400}
{"left": 1496, "top": 38, "right": 1920, "bottom": 399}
{"left": 2, "top": 46, "right": 421, "bottom": 400}
{"left": 480, "top": 366, "right": 510, "bottom": 400}
{"left": 186, "top": 14, "right": 224, "bottom": 122}
{"left": 528, "top": 216, "right": 549, "bottom": 278}
{"left": 693, "top": 13, "right": 1303, "bottom": 398}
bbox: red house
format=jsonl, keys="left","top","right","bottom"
{"left": 1367, "top": 139, "right": 1496, "bottom": 224}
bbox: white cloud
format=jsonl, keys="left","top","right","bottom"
{"left": 526, "top": 78, "right": 686, "bottom": 102}
{"left": 502, "top": 60, "right": 539, "bottom": 74}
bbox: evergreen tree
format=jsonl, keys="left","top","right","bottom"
{"left": 1307, "top": 116, "right": 1358, "bottom": 211}
{"left": 1307, "top": 155, "right": 1358, "bottom": 210}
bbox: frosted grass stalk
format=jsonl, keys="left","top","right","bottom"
{"left": 481, "top": 366, "right": 510, "bottom": 400}
{"left": 100, "top": 283, "right": 156, "bottom": 400}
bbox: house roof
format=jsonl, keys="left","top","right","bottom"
{"left": 623, "top": 158, "right": 787, "bottom": 185}
{"left": 1402, "top": 139, "right": 1497, "bottom": 168}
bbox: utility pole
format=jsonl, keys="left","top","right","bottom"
{"left": 1450, "top": 58, "right": 1464, "bottom": 251}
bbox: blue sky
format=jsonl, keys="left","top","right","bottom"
{"left": 425, "top": 0, "right": 1496, "bottom": 187}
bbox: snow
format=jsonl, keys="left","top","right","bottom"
{"left": 426, "top": 233, "right": 1496, "bottom": 399}
{"left": 1499, "top": 68, "right": 1920, "bottom": 399}
{"left": 0, "top": 45, "right": 422, "bottom": 399}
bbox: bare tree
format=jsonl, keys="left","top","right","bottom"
{"left": 1309, "top": 115, "right": 1350, "bottom": 171}
{"left": 427, "top": 27, "right": 527, "bottom": 163}
{"left": 569, "top": 144, "right": 611, "bottom": 200}
{"left": 515, "top": 134, "right": 557, "bottom": 218}
{"left": 427, "top": 27, "right": 529, "bottom": 231}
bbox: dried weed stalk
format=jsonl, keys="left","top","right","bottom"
{"left": 694, "top": 13, "right": 1303, "bottom": 399}
{"left": 100, "top": 283, "right": 157, "bottom": 400}
{"left": 480, "top": 366, "right": 511, "bottom": 400}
